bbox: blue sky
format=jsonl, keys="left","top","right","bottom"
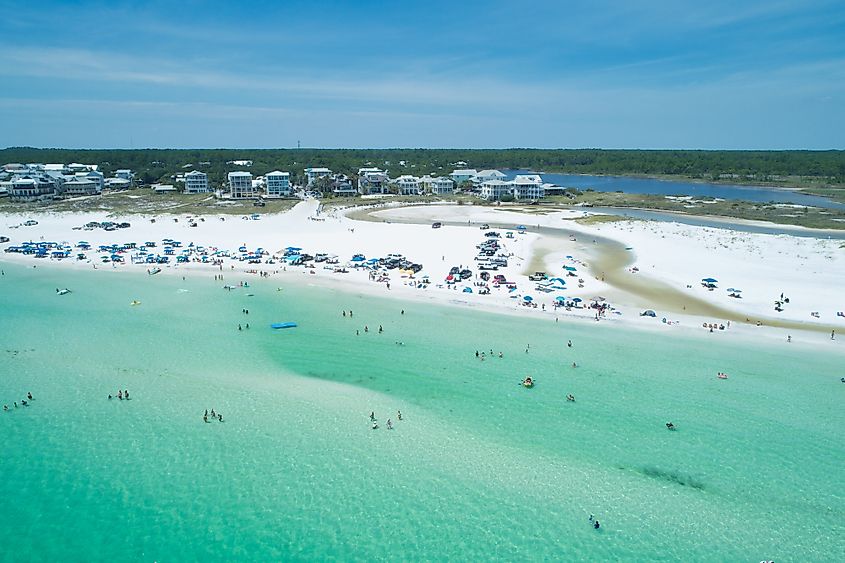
{"left": 1, "top": 0, "right": 843, "bottom": 149}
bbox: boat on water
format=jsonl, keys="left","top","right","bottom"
{"left": 271, "top": 322, "right": 297, "bottom": 329}
{"left": 147, "top": 267, "right": 161, "bottom": 275}
{"left": 717, "top": 373, "right": 728, "bottom": 379}
{"left": 56, "top": 288, "right": 71, "bottom": 295}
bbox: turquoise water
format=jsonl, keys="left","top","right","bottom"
{"left": 1, "top": 262, "right": 843, "bottom": 561}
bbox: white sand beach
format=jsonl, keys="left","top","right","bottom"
{"left": 2, "top": 200, "right": 843, "bottom": 344}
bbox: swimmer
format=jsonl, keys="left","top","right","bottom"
{"left": 387, "top": 419, "right": 393, "bottom": 430}
{"left": 568, "top": 340, "right": 572, "bottom": 348}
{"left": 397, "top": 410, "right": 402, "bottom": 421}
{"left": 203, "top": 415, "right": 209, "bottom": 423}
{"left": 27, "top": 392, "right": 33, "bottom": 400}
{"left": 371, "top": 421, "right": 379, "bottom": 430}
{"left": 108, "top": 394, "right": 112, "bottom": 400}
{"left": 21, "top": 400, "right": 28, "bottom": 406}
{"left": 125, "top": 390, "right": 129, "bottom": 400}
{"left": 3, "top": 405, "right": 7, "bottom": 411}
{"left": 594, "top": 520, "right": 600, "bottom": 529}
{"left": 666, "top": 422, "right": 676, "bottom": 430}
{"left": 370, "top": 411, "right": 375, "bottom": 421}
{"left": 572, "top": 362, "right": 577, "bottom": 368}
{"left": 218, "top": 414, "right": 223, "bottom": 422}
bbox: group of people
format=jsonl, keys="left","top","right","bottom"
{"left": 203, "top": 408, "right": 223, "bottom": 423}
{"left": 370, "top": 410, "right": 402, "bottom": 430}
{"left": 108, "top": 389, "right": 130, "bottom": 400}
{"left": 3, "top": 391, "right": 34, "bottom": 411}
{"left": 475, "top": 350, "right": 504, "bottom": 361}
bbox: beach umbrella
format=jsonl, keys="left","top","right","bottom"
{"left": 727, "top": 288, "right": 742, "bottom": 293}
{"left": 555, "top": 296, "right": 566, "bottom": 302}
{"left": 564, "top": 266, "right": 577, "bottom": 271}
{"left": 285, "top": 246, "right": 302, "bottom": 251}
{"left": 572, "top": 297, "right": 582, "bottom": 302}
{"left": 549, "top": 277, "right": 566, "bottom": 284}
{"left": 351, "top": 256, "right": 365, "bottom": 262}
{"left": 565, "top": 255, "right": 573, "bottom": 259}
{"left": 592, "top": 296, "right": 606, "bottom": 302}
{"left": 523, "top": 295, "right": 533, "bottom": 302}
{"left": 702, "top": 277, "right": 718, "bottom": 283}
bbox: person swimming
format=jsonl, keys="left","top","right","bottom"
{"left": 218, "top": 414, "right": 223, "bottom": 422}
{"left": 666, "top": 422, "right": 676, "bottom": 430}
{"left": 370, "top": 411, "right": 375, "bottom": 421}
{"left": 386, "top": 419, "right": 393, "bottom": 430}
{"left": 27, "top": 392, "right": 33, "bottom": 400}
{"left": 397, "top": 410, "right": 403, "bottom": 421}
{"left": 371, "top": 421, "right": 379, "bottom": 430}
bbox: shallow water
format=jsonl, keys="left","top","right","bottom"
{"left": 1, "top": 262, "right": 843, "bottom": 561}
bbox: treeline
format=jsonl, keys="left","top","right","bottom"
{"left": 3, "top": 148, "right": 843, "bottom": 186}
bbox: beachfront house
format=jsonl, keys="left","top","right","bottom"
{"left": 184, "top": 170, "right": 210, "bottom": 194}
{"left": 480, "top": 179, "right": 512, "bottom": 201}
{"left": 62, "top": 177, "right": 100, "bottom": 196}
{"left": 429, "top": 176, "right": 455, "bottom": 195}
{"left": 358, "top": 169, "right": 389, "bottom": 195}
{"left": 9, "top": 175, "right": 57, "bottom": 202}
{"left": 265, "top": 171, "right": 291, "bottom": 197}
{"left": 395, "top": 175, "right": 422, "bottom": 196}
{"left": 105, "top": 178, "right": 131, "bottom": 190}
{"left": 512, "top": 174, "right": 545, "bottom": 200}
{"left": 474, "top": 169, "right": 507, "bottom": 184}
{"left": 115, "top": 169, "right": 135, "bottom": 186}
{"left": 304, "top": 167, "right": 332, "bottom": 187}
{"left": 227, "top": 171, "right": 255, "bottom": 199}
{"left": 449, "top": 168, "right": 478, "bottom": 185}
{"left": 330, "top": 174, "right": 357, "bottom": 197}
{"left": 152, "top": 184, "right": 177, "bottom": 194}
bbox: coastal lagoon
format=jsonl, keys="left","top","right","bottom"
{"left": 503, "top": 170, "right": 845, "bottom": 209}
{"left": 1, "top": 262, "right": 843, "bottom": 561}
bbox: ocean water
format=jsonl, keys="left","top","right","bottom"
{"left": 1, "top": 262, "right": 843, "bottom": 561}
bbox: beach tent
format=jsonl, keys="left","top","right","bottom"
{"left": 640, "top": 310, "right": 657, "bottom": 317}
{"left": 463, "top": 287, "right": 473, "bottom": 293}
{"left": 549, "top": 277, "right": 566, "bottom": 284}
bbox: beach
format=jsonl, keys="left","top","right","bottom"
{"left": 2, "top": 200, "right": 842, "bottom": 344}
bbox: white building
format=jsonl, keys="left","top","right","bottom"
{"left": 304, "top": 167, "right": 332, "bottom": 187}
{"left": 184, "top": 170, "right": 209, "bottom": 194}
{"left": 512, "top": 174, "right": 545, "bottom": 200}
{"left": 115, "top": 169, "right": 134, "bottom": 185}
{"left": 228, "top": 171, "right": 254, "bottom": 199}
{"left": 105, "top": 178, "right": 131, "bottom": 190}
{"left": 9, "top": 176, "right": 57, "bottom": 202}
{"left": 429, "top": 177, "right": 454, "bottom": 195}
{"left": 227, "top": 160, "right": 253, "bottom": 167}
{"left": 480, "top": 180, "right": 512, "bottom": 201}
{"left": 81, "top": 170, "right": 104, "bottom": 191}
{"left": 265, "top": 171, "right": 291, "bottom": 197}
{"left": 62, "top": 177, "right": 100, "bottom": 196}
{"left": 474, "top": 169, "right": 507, "bottom": 184}
{"left": 358, "top": 170, "right": 389, "bottom": 194}
{"left": 449, "top": 168, "right": 478, "bottom": 185}
{"left": 395, "top": 175, "right": 422, "bottom": 196}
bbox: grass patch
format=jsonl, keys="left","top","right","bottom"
{"left": 572, "top": 214, "right": 629, "bottom": 225}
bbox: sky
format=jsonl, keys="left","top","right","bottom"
{"left": 1, "top": 0, "right": 844, "bottom": 149}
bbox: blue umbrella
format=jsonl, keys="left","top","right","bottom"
{"left": 727, "top": 288, "right": 742, "bottom": 293}
{"left": 572, "top": 297, "right": 582, "bottom": 302}
{"left": 523, "top": 295, "right": 533, "bottom": 302}
{"left": 555, "top": 296, "right": 566, "bottom": 302}
{"left": 564, "top": 266, "right": 577, "bottom": 271}
{"left": 702, "top": 277, "right": 718, "bottom": 283}
{"left": 351, "top": 256, "right": 365, "bottom": 262}
{"left": 565, "top": 255, "right": 573, "bottom": 259}
{"left": 517, "top": 225, "right": 527, "bottom": 230}
{"left": 285, "top": 246, "right": 301, "bottom": 251}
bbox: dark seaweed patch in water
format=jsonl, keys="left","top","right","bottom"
{"left": 639, "top": 466, "right": 707, "bottom": 490}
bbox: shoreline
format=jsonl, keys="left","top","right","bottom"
{"left": 2, "top": 200, "right": 843, "bottom": 350}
